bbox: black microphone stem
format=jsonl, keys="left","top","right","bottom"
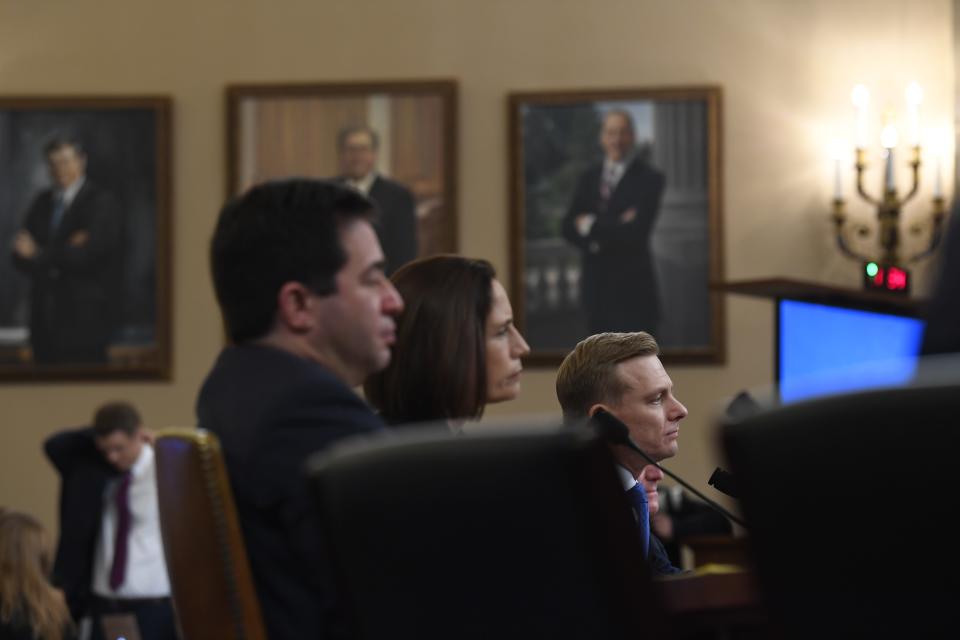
{"left": 592, "top": 409, "right": 748, "bottom": 529}
{"left": 625, "top": 440, "right": 748, "bottom": 529}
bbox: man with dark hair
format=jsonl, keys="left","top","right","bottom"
{"left": 337, "top": 124, "right": 418, "bottom": 275}
{"left": 562, "top": 110, "right": 666, "bottom": 335}
{"left": 44, "top": 401, "right": 175, "bottom": 640}
{"left": 197, "top": 178, "right": 404, "bottom": 639}
{"left": 556, "top": 331, "right": 687, "bottom": 575}
{"left": 11, "top": 136, "right": 122, "bottom": 364}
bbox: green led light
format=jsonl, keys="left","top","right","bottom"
{"left": 865, "top": 262, "right": 879, "bottom": 277}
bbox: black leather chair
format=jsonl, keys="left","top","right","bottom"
{"left": 721, "top": 378, "right": 960, "bottom": 638}
{"left": 306, "top": 424, "right": 666, "bottom": 639}
{"left": 154, "top": 429, "right": 267, "bottom": 640}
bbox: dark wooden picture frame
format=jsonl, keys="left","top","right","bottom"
{"left": 226, "top": 79, "right": 458, "bottom": 270}
{"left": 508, "top": 86, "right": 725, "bottom": 365}
{"left": 0, "top": 96, "right": 172, "bottom": 381}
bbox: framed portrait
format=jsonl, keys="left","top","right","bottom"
{"left": 0, "top": 96, "right": 172, "bottom": 381}
{"left": 508, "top": 86, "right": 725, "bottom": 365}
{"left": 227, "top": 80, "right": 458, "bottom": 273}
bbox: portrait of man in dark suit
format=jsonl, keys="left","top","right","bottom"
{"left": 337, "top": 124, "right": 418, "bottom": 276}
{"left": 512, "top": 89, "right": 722, "bottom": 362}
{"left": 562, "top": 109, "right": 666, "bottom": 336}
{"left": 11, "top": 137, "right": 122, "bottom": 364}
{"left": 0, "top": 99, "right": 171, "bottom": 379}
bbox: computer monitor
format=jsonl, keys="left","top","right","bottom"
{"left": 777, "top": 299, "right": 925, "bottom": 403}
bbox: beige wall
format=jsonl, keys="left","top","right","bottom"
{"left": 0, "top": 0, "right": 952, "bottom": 532}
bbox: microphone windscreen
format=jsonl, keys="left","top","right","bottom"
{"left": 708, "top": 467, "right": 741, "bottom": 498}
{"left": 725, "top": 391, "right": 761, "bottom": 421}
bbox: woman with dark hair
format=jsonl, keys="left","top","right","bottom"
{"left": 364, "top": 255, "right": 530, "bottom": 426}
{"left": 0, "top": 510, "right": 74, "bottom": 640}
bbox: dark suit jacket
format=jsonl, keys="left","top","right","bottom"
{"left": 562, "top": 157, "right": 666, "bottom": 334}
{"left": 43, "top": 428, "right": 117, "bottom": 621}
{"left": 11, "top": 181, "right": 122, "bottom": 363}
{"left": 196, "top": 345, "right": 385, "bottom": 640}
{"left": 648, "top": 534, "right": 682, "bottom": 576}
{"left": 339, "top": 175, "right": 417, "bottom": 276}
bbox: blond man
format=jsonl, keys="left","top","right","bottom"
{"left": 557, "top": 331, "right": 687, "bottom": 575}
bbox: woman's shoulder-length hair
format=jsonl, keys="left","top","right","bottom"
{"left": 365, "top": 255, "right": 496, "bottom": 424}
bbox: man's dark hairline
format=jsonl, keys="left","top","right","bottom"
{"left": 298, "top": 210, "right": 380, "bottom": 298}
{"left": 336, "top": 209, "right": 382, "bottom": 268}
{"left": 94, "top": 427, "right": 139, "bottom": 440}
{"left": 338, "top": 126, "right": 380, "bottom": 151}
{"left": 46, "top": 142, "right": 84, "bottom": 157}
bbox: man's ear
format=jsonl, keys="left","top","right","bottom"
{"left": 138, "top": 426, "right": 155, "bottom": 445}
{"left": 275, "top": 282, "right": 315, "bottom": 333}
{"left": 587, "top": 403, "right": 613, "bottom": 419}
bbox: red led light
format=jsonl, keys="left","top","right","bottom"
{"left": 862, "top": 261, "right": 910, "bottom": 294}
{"left": 887, "top": 267, "right": 907, "bottom": 290}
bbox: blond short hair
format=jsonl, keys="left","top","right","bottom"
{"left": 555, "top": 332, "right": 659, "bottom": 421}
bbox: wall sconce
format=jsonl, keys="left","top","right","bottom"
{"left": 830, "top": 83, "right": 947, "bottom": 293}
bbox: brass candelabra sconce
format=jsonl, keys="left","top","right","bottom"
{"left": 830, "top": 83, "right": 948, "bottom": 293}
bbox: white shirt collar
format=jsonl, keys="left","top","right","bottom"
{"left": 129, "top": 443, "right": 153, "bottom": 478}
{"left": 346, "top": 172, "right": 377, "bottom": 196}
{"left": 58, "top": 176, "right": 86, "bottom": 207}
{"left": 603, "top": 152, "right": 635, "bottom": 178}
{"left": 617, "top": 464, "right": 638, "bottom": 491}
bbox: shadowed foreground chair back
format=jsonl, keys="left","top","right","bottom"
{"left": 307, "top": 423, "right": 666, "bottom": 640}
{"left": 721, "top": 379, "right": 960, "bottom": 639}
{"left": 155, "top": 429, "right": 267, "bottom": 640}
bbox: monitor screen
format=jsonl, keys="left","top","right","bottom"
{"left": 778, "top": 299, "right": 925, "bottom": 403}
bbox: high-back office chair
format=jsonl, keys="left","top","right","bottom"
{"left": 306, "top": 424, "right": 666, "bottom": 640}
{"left": 154, "top": 429, "right": 267, "bottom": 640}
{"left": 721, "top": 379, "right": 960, "bottom": 638}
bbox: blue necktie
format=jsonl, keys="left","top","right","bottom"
{"left": 49, "top": 194, "right": 66, "bottom": 235}
{"left": 627, "top": 483, "right": 650, "bottom": 558}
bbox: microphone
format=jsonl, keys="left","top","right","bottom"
{"left": 591, "top": 409, "right": 747, "bottom": 529}
{"left": 708, "top": 467, "right": 740, "bottom": 498}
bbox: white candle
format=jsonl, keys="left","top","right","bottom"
{"left": 881, "top": 123, "right": 898, "bottom": 191}
{"left": 834, "top": 158, "right": 843, "bottom": 199}
{"left": 934, "top": 156, "right": 943, "bottom": 197}
{"left": 828, "top": 139, "right": 845, "bottom": 199}
{"left": 884, "top": 149, "right": 895, "bottom": 191}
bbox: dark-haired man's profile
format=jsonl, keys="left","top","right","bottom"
{"left": 336, "top": 125, "right": 418, "bottom": 275}
{"left": 11, "top": 137, "right": 122, "bottom": 364}
{"left": 196, "top": 179, "right": 403, "bottom": 639}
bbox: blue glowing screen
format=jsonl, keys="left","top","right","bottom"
{"left": 778, "top": 300, "right": 925, "bottom": 403}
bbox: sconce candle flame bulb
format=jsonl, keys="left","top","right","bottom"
{"left": 880, "top": 123, "right": 898, "bottom": 149}
{"left": 851, "top": 84, "right": 870, "bottom": 109}
{"left": 905, "top": 82, "right": 924, "bottom": 107}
